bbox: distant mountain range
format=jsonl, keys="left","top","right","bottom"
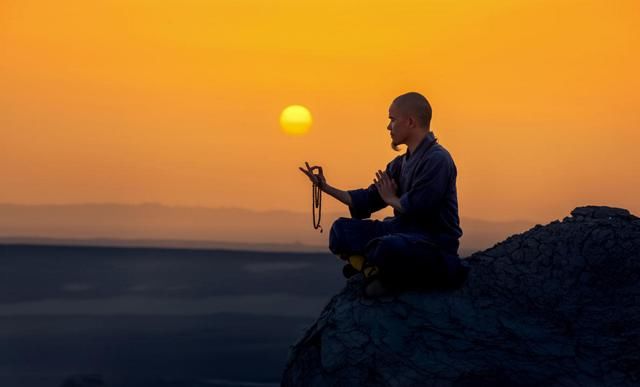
{"left": 0, "top": 203, "right": 535, "bottom": 256}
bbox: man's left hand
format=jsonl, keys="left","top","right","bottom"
{"left": 374, "top": 169, "right": 399, "bottom": 204}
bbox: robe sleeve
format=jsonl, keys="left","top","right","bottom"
{"left": 398, "top": 152, "right": 453, "bottom": 218}
{"left": 347, "top": 184, "right": 387, "bottom": 219}
{"left": 346, "top": 161, "right": 395, "bottom": 219}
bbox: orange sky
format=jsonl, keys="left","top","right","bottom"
{"left": 1, "top": 0, "right": 638, "bottom": 223}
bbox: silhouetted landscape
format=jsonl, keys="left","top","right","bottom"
{"left": 0, "top": 203, "right": 538, "bottom": 385}
{"left": 0, "top": 203, "right": 535, "bottom": 255}
{"left": 0, "top": 244, "right": 343, "bottom": 386}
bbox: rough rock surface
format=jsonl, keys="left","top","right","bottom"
{"left": 59, "top": 374, "right": 105, "bottom": 387}
{"left": 282, "top": 206, "right": 640, "bottom": 386}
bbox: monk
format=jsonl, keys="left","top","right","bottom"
{"left": 299, "top": 92, "right": 469, "bottom": 297}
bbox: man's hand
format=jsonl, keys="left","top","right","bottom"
{"left": 299, "top": 161, "right": 327, "bottom": 189}
{"left": 373, "top": 169, "right": 398, "bottom": 204}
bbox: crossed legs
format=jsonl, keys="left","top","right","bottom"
{"left": 329, "top": 217, "right": 451, "bottom": 292}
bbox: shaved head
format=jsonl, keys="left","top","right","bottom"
{"left": 392, "top": 92, "right": 432, "bottom": 129}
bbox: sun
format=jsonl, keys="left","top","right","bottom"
{"left": 280, "top": 105, "right": 312, "bottom": 135}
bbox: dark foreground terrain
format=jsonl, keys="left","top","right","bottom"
{"left": 0, "top": 244, "right": 345, "bottom": 386}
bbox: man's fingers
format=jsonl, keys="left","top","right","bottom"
{"left": 299, "top": 167, "right": 311, "bottom": 177}
{"left": 374, "top": 169, "right": 397, "bottom": 196}
{"left": 305, "top": 161, "right": 323, "bottom": 175}
{"left": 302, "top": 163, "right": 328, "bottom": 187}
{"left": 299, "top": 167, "right": 318, "bottom": 184}
{"left": 378, "top": 169, "right": 391, "bottom": 182}
{"left": 305, "top": 162, "right": 317, "bottom": 174}
{"left": 378, "top": 170, "right": 388, "bottom": 183}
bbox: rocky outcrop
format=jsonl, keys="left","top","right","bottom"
{"left": 282, "top": 206, "right": 640, "bottom": 386}
{"left": 59, "top": 374, "right": 105, "bottom": 387}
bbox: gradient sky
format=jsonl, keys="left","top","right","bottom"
{"left": 1, "top": 0, "right": 638, "bottom": 223}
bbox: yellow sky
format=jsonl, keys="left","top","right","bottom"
{"left": 1, "top": 0, "right": 638, "bottom": 222}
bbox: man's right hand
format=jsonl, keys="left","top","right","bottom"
{"left": 299, "top": 161, "right": 327, "bottom": 189}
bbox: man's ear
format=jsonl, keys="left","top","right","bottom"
{"left": 407, "top": 116, "right": 416, "bottom": 129}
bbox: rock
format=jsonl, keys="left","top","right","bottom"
{"left": 59, "top": 374, "right": 105, "bottom": 387}
{"left": 570, "top": 205, "right": 633, "bottom": 220}
{"left": 282, "top": 206, "right": 640, "bottom": 386}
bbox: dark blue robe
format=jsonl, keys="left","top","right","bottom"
{"left": 329, "top": 131, "right": 468, "bottom": 290}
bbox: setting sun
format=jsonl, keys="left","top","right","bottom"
{"left": 280, "top": 105, "right": 313, "bottom": 135}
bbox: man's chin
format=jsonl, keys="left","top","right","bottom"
{"left": 390, "top": 140, "right": 401, "bottom": 152}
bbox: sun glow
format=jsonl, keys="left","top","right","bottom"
{"left": 280, "top": 105, "right": 313, "bottom": 136}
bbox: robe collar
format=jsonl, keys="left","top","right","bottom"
{"left": 405, "top": 130, "right": 437, "bottom": 161}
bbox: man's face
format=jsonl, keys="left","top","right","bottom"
{"left": 387, "top": 103, "right": 410, "bottom": 149}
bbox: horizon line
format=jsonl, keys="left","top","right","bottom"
{"left": 0, "top": 201, "right": 535, "bottom": 224}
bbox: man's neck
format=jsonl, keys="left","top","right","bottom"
{"left": 406, "top": 130, "right": 430, "bottom": 155}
